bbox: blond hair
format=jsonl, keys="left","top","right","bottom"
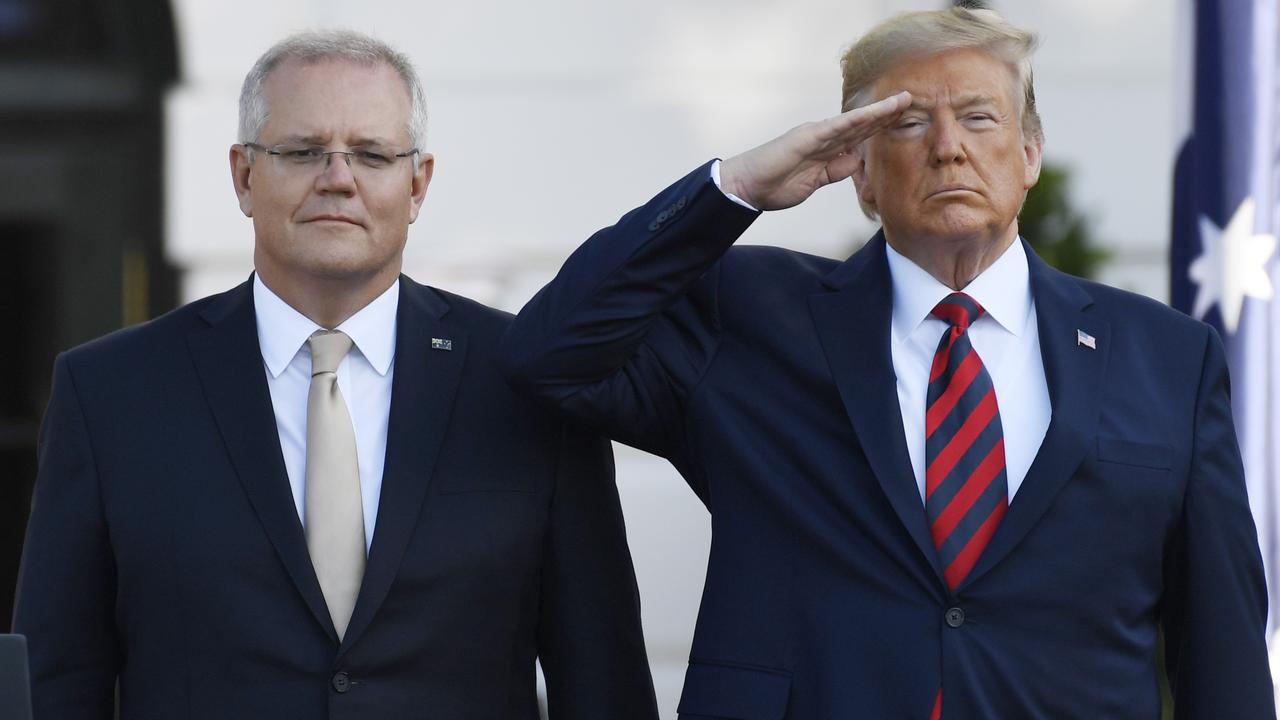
{"left": 840, "top": 7, "right": 1041, "bottom": 142}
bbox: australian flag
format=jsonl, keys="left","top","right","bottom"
{"left": 1172, "top": 0, "right": 1280, "bottom": 645}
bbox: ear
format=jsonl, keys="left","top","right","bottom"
{"left": 1022, "top": 134, "right": 1043, "bottom": 190}
{"left": 407, "top": 152, "right": 435, "bottom": 225}
{"left": 230, "top": 144, "right": 255, "bottom": 218}
{"left": 849, "top": 145, "right": 877, "bottom": 211}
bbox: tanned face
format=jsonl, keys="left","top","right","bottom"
{"left": 855, "top": 48, "right": 1041, "bottom": 256}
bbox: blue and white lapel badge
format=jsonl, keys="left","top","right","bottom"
{"left": 431, "top": 337, "right": 453, "bottom": 351}
{"left": 1076, "top": 329, "right": 1097, "bottom": 350}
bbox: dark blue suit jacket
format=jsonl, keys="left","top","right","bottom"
{"left": 14, "top": 276, "right": 658, "bottom": 719}
{"left": 502, "top": 163, "right": 1274, "bottom": 719}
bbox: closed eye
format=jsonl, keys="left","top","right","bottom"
{"left": 353, "top": 149, "right": 394, "bottom": 168}
{"left": 278, "top": 147, "right": 324, "bottom": 161}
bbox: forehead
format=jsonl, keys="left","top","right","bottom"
{"left": 872, "top": 48, "right": 1017, "bottom": 106}
{"left": 260, "top": 58, "right": 412, "bottom": 143}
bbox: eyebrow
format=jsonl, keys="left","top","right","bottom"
{"left": 274, "top": 134, "right": 402, "bottom": 147}
{"left": 906, "top": 94, "right": 1001, "bottom": 112}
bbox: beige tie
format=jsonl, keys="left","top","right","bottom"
{"left": 304, "top": 330, "right": 365, "bottom": 640}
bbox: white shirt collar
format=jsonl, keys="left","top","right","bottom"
{"left": 253, "top": 274, "right": 399, "bottom": 378}
{"left": 885, "top": 237, "right": 1032, "bottom": 340}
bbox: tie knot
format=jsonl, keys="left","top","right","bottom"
{"left": 309, "top": 330, "right": 353, "bottom": 375}
{"left": 931, "top": 292, "right": 985, "bottom": 331}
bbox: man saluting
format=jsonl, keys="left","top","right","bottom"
{"left": 503, "top": 7, "right": 1273, "bottom": 718}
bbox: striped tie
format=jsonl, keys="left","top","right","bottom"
{"left": 925, "top": 292, "right": 1008, "bottom": 588}
{"left": 925, "top": 293, "right": 1009, "bottom": 720}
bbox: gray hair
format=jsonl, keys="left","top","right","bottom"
{"left": 238, "top": 30, "right": 428, "bottom": 149}
{"left": 839, "top": 7, "right": 1041, "bottom": 219}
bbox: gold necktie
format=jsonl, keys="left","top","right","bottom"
{"left": 304, "top": 330, "right": 365, "bottom": 640}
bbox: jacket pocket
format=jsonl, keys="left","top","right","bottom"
{"left": 1096, "top": 437, "right": 1173, "bottom": 470}
{"left": 676, "top": 661, "right": 792, "bottom": 719}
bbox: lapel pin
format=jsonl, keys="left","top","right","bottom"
{"left": 431, "top": 338, "right": 453, "bottom": 351}
{"left": 1076, "top": 329, "right": 1096, "bottom": 350}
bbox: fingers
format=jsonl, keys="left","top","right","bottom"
{"left": 718, "top": 90, "right": 910, "bottom": 211}
{"left": 824, "top": 150, "right": 864, "bottom": 186}
{"left": 814, "top": 91, "right": 912, "bottom": 149}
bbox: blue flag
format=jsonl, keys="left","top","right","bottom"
{"left": 1172, "top": 0, "right": 1280, "bottom": 640}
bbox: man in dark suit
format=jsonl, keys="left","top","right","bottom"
{"left": 13, "top": 30, "right": 657, "bottom": 719}
{"left": 502, "top": 7, "right": 1274, "bottom": 718}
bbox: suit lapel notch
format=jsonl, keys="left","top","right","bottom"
{"left": 339, "top": 280, "right": 468, "bottom": 654}
{"left": 187, "top": 280, "right": 338, "bottom": 642}
{"left": 809, "top": 236, "right": 944, "bottom": 585}
{"left": 959, "top": 250, "right": 1109, "bottom": 590}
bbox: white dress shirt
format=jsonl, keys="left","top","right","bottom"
{"left": 253, "top": 275, "right": 398, "bottom": 551}
{"left": 886, "top": 239, "right": 1051, "bottom": 501}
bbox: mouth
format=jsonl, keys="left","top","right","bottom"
{"left": 927, "top": 186, "right": 979, "bottom": 199}
{"left": 304, "top": 214, "right": 363, "bottom": 226}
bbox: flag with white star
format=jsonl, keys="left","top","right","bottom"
{"left": 1172, "top": 0, "right": 1280, "bottom": 644}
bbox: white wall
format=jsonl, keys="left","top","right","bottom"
{"left": 166, "top": 2, "right": 1178, "bottom": 715}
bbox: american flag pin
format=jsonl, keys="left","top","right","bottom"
{"left": 1077, "top": 329, "right": 1096, "bottom": 350}
{"left": 431, "top": 338, "right": 453, "bottom": 351}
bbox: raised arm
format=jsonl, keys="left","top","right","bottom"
{"left": 501, "top": 94, "right": 909, "bottom": 462}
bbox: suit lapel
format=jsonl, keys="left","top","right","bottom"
{"left": 338, "top": 278, "right": 467, "bottom": 656}
{"left": 809, "top": 235, "right": 943, "bottom": 586}
{"left": 957, "top": 243, "right": 1109, "bottom": 591}
{"left": 187, "top": 279, "right": 337, "bottom": 641}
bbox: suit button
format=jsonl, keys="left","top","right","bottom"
{"left": 945, "top": 607, "right": 965, "bottom": 628}
{"left": 332, "top": 671, "right": 351, "bottom": 693}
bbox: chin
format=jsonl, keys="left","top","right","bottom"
{"left": 287, "top": 253, "right": 387, "bottom": 282}
{"left": 927, "top": 209, "right": 1001, "bottom": 241}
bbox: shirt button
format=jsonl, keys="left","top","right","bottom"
{"left": 945, "top": 607, "right": 966, "bottom": 628}
{"left": 332, "top": 671, "right": 351, "bottom": 693}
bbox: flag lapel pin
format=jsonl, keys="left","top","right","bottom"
{"left": 1077, "top": 329, "right": 1096, "bottom": 350}
{"left": 431, "top": 338, "right": 453, "bottom": 351}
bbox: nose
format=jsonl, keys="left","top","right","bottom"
{"left": 315, "top": 151, "right": 357, "bottom": 193}
{"left": 929, "top": 115, "right": 966, "bottom": 166}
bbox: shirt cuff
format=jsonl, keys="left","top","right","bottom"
{"left": 711, "top": 159, "right": 760, "bottom": 212}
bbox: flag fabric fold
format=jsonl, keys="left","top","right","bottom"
{"left": 1172, "top": 0, "right": 1280, "bottom": 654}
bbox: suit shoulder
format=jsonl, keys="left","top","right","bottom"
{"left": 718, "top": 245, "right": 840, "bottom": 293}
{"left": 1058, "top": 272, "right": 1213, "bottom": 345}
{"left": 401, "top": 278, "right": 513, "bottom": 343}
{"left": 1080, "top": 276, "right": 1199, "bottom": 322}
{"left": 722, "top": 244, "right": 839, "bottom": 275}
{"left": 399, "top": 279, "right": 599, "bottom": 445}
{"left": 60, "top": 288, "right": 237, "bottom": 368}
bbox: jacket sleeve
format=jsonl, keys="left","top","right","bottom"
{"left": 536, "top": 421, "right": 659, "bottom": 720}
{"left": 1163, "top": 326, "right": 1276, "bottom": 717}
{"left": 13, "top": 354, "right": 119, "bottom": 719}
{"left": 500, "top": 161, "right": 759, "bottom": 471}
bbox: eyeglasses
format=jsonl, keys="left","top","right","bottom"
{"left": 244, "top": 142, "right": 419, "bottom": 176}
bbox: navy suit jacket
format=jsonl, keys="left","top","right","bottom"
{"left": 501, "top": 163, "right": 1274, "bottom": 719}
{"left": 14, "top": 276, "right": 658, "bottom": 719}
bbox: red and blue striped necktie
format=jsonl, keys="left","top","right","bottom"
{"left": 924, "top": 292, "right": 1009, "bottom": 720}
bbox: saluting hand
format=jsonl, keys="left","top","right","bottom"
{"left": 718, "top": 91, "right": 911, "bottom": 211}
